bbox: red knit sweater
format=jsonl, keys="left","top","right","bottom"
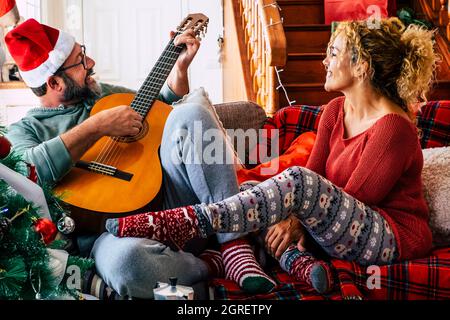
{"left": 306, "top": 97, "right": 432, "bottom": 260}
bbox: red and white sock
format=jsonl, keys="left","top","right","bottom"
{"left": 221, "top": 238, "right": 276, "bottom": 294}
{"left": 106, "top": 206, "right": 200, "bottom": 250}
{"left": 199, "top": 249, "right": 225, "bottom": 279}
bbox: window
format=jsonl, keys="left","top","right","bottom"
{"left": 0, "top": 0, "right": 41, "bottom": 126}
{"left": 15, "top": 0, "right": 41, "bottom": 21}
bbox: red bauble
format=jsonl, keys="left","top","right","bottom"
{"left": 0, "top": 136, "right": 11, "bottom": 159}
{"left": 34, "top": 218, "right": 58, "bottom": 245}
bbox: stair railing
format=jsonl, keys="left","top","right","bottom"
{"left": 437, "top": 0, "right": 450, "bottom": 42}
{"left": 416, "top": 0, "right": 450, "bottom": 67}
{"left": 239, "top": 0, "right": 287, "bottom": 115}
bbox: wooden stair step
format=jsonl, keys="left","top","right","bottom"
{"left": 284, "top": 24, "right": 331, "bottom": 53}
{"left": 277, "top": 0, "right": 324, "bottom": 25}
{"left": 429, "top": 80, "right": 450, "bottom": 101}
{"left": 281, "top": 53, "right": 327, "bottom": 83}
{"left": 280, "top": 83, "right": 342, "bottom": 106}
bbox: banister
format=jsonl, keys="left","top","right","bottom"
{"left": 259, "top": 0, "right": 287, "bottom": 66}
{"left": 238, "top": 0, "right": 287, "bottom": 115}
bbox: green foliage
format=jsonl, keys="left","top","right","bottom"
{"left": 0, "top": 150, "right": 94, "bottom": 300}
{"left": 68, "top": 256, "right": 95, "bottom": 276}
{"left": 0, "top": 257, "right": 27, "bottom": 299}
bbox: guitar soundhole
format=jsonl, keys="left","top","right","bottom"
{"left": 115, "top": 120, "right": 149, "bottom": 143}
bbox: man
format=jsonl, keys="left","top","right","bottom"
{"left": 5, "top": 19, "right": 302, "bottom": 299}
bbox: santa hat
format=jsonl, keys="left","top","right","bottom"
{"left": 0, "top": 0, "right": 19, "bottom": 27}
{"left": 5, "top": 18, "right": 75, "bottom": 88}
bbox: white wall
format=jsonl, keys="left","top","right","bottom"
{"left": 181, "top": 0, "right": 224, "bottom": 104}
{"left": 82, "top": 0, "right": 223, "bottom": 103}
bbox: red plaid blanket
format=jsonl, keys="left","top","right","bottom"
{"left": 210, "top": 248, "right": 450, "bottom": 300}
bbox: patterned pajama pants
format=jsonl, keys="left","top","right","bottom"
{"left": 198, "top": 166, "right": 398, "bottom": 266}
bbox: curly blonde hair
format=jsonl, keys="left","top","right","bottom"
{"left": 329, "top": 18, "right": 440, "bottom": 116}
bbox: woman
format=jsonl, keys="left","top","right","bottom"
{"left": 106, "top": 18, "right": 438, "bottom": 294}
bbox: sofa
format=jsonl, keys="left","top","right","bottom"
{"left": 208, "top": 99, "right": 450, "bottom": 300}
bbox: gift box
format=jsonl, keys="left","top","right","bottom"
{"left": 325, "top": 0, "right": 389, "bottom": 25}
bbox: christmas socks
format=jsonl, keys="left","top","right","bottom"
{"left": 107, "top": 166, "right": 398, "bottom": 266}
{"left": 199, "top": 249, "right": 225, "bottom": 279}
{"left": 280, "top": 245, "right": 334, "bottom": 294}
{"left": 105, "top": 206, "right": 201, "bottom": 250}
{"left": 221, "top": 238, "right": 276, "bottom": 294}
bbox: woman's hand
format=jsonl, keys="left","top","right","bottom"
{"left": 265, "top": 216, "right": 304, "bottom": 259}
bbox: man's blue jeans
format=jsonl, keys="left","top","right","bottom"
{"left": 92, "top": 101, "right": 244, "bottom": 299}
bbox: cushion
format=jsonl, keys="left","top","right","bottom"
{"left": 214, "top": 101, "right": 267, "bottom": 165}
{"left": 422, "top": 146, "right": 450, "bottom": 247}
{"left": 416, "top": 101, "right": 450, "bottom": 149}
{"left": 263, "top": 105, "right": 323, "bottom": 155}
{"left": 262, "top": 100, "right": 450, "bottom": 153}
{"left": 214, "top": 101, "right": 267, "bottom": 131}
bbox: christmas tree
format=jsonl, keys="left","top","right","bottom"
{"left": 0, "top": 130, "right": 94, "bottom": 300}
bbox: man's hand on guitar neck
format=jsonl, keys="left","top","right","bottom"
{"left": 60, "top": 105, "right": 142, "bottom": 162}
{"left": 167, "top": 29, "right": 201, "bottom": 97}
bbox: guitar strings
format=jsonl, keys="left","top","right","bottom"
{"left": 93, "top": 37, "right": 184, "bottom": 169}
{"left": 98, "top": 42, "right": 183, "bottom": 167}
{"left": 94, "top": 37, "right": 181, "bottom": 166}
{"left": 95, "top": 48, "right": 180, "bottom": 168}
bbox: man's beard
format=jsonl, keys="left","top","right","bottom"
{"left": 60, "top": 69, "right": 102, "bottom": 103}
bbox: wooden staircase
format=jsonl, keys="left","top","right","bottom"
{"left": 277, "top": 0, "right": 450, "bottom": 107}
{"left": 277, "top": 0, "right": 342, "bottom": 106}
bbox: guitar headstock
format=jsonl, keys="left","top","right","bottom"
{"left": 176, "top": 13, "right": 209, "bottom": 39}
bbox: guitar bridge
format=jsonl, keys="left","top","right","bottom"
{"left": 75, "top": 161, "right": 134, "bottom": 182}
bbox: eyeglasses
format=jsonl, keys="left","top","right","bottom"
{"left": 56, "top": 45, "right": 88, "bottom": 73}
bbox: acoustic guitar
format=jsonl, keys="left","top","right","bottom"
{"left": 54, "top": 14, "right": 209, "bottom": 233}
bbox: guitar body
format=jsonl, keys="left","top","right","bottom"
{"left": 54, "top": 93, "right": 173, "bottom": 232}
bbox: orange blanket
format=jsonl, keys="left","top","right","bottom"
{"left": 237, "top": 131, "right": 317, "bottom": 185}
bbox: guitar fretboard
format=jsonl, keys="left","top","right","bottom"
{"left": 130, "top": 34, "right": 184, "bottom": 117}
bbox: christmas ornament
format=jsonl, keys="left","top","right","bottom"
{"left": 57, "top": 214, "right": 75, "bottom": 235}
{"left": 0, "top": 136, "right": 11, "bottom": 159}
{"left": 34, "top": 218, "right": 58, "bottom": 245}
